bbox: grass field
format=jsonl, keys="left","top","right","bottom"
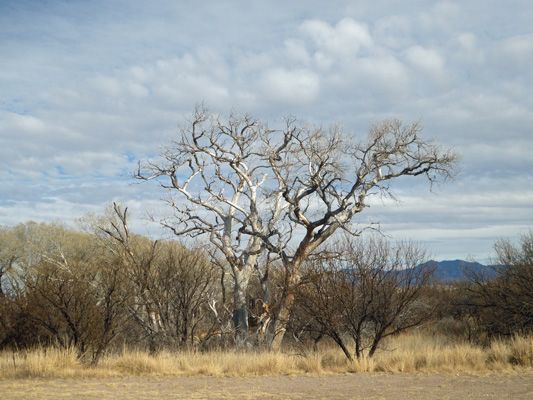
{"left": 1, "top": 332, "right": 533, "bottom": 380}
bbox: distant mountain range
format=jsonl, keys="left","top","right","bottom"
{"left": 420, "top": 260, "right": 491, "bottom": 282}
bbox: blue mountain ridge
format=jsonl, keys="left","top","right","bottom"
{"left": 418, "top": 259, "right": 490, "bottom": 282}
{"left": 341, "top": 260, "right": 492, "bottom": 282}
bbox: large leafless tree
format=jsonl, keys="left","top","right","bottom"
{"left": 136, "top": 105, "right": 460, "bottom": 347}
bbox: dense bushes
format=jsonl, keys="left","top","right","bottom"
{"left": 1, "top": 212, "right": 532, "bottom": 364}
{"left": 0, "top": 216, "right": 222, "bottom": 364}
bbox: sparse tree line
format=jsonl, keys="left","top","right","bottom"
{"left": 1, "top": 215, "right": 531, "bottom": 365}
{"left": 1, "top": 107, "right": 530, "bottom": 365}
{"left": 0, "top": 208, "right": 229, "bottom": 365}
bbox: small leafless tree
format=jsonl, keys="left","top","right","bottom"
{"left": 8, "top": 222, "right": 129, "bottom": 365}
{"left": 294, "top": 235, "right": 436, "bottom": 360}
{"left": 136, "top": 105, "right": 459, "bottom": 347}
{"left": 91, "top": 203, "right": 220, "bottom": 351}
{"left": 465, "top": 230, "right": 533, "bottom": 337}
{"left": 2, "top": 213, "right": 222, "bottom": 358}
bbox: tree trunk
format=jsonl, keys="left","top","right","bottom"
{"left": 269, "top": 269, "right": 302, "bottom": 350}
{"left": 233, "top": 274, "right": 249, "bottom": 347}
{"left": 369, "top": 329, "right": 385, "bottom": 358}
{"left": 333, "top": 331, "right": 353, "bottom": 362}
{"left": 269, "top": 290, "right": 293, "bottom": 350}
{"left": 269, "top": 257, "right": 305, "bottom": 350}
{"left": 355, "top": 330, "right": 363, "bottom": 359}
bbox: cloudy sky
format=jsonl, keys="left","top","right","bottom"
{"left": 1, "top": 0, "right": 532, "bottom": 261}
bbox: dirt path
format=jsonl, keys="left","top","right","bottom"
{"left": 2, "top": 372, "right": 533, "bottom": 399}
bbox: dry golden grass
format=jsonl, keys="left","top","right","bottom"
{"left": 2, "top": 333, "right": 533, "bottom": 380}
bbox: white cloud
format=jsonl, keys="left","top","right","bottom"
{"left": 299, "top": 17, "right": 375, "bottom": 73}
{"left": 289, "top": 17, "right": 412, "bottom": 106}
{"left": 500, "top": 34, "right": 533, "bottom": 60}
{"left": 404, "top": 45, "right": 446, "bottom": 76}
{"left": 491, "top": 34, "right": 533, "bottom": 78}
{"left": 300, "top": 18, "right": 373, "bottom": 56}
{"left": 365, "top": 183, "right": 533, "bottom": 260}
{"left": 259, "top": 68, "right": 320, "bottom": 105}
{"left": 452, "top": 33, "right": 484, "bottom": 64}
{"left": 282, "top": 39, "right": 312, "bottom": 66}
{"left": 420, "top": 1, "right": 461, "bottom": 34}
{"left": 355, "top": 53, "right": 410, "bottom": 94}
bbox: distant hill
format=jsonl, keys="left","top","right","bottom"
{"left": 342, "top": 260, "right": 494, "bottom": 283}
{"left": 419, "top": 260, "right": 490, "bottom": 282}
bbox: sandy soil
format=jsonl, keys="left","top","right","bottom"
{"left": 1, "top": 372, "right": 533, "bottom": 399}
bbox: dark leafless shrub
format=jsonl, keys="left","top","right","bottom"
{"left": 94, "top": 203, "right": 220, "bottom": 351}
{"left": 293, "top": 235, "right": 436, "bottom": 360}
{"left": 4, "top": 223, "right": 130, "bottom": 365}
{"left": 465, "top": 230, "right": 533, "bottom": 338}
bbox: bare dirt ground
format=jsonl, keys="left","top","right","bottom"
{"left": 2, "top": 372, "right": 533, "bottom": 399}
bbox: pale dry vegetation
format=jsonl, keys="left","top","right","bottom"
{"left": 1, "top": 332, "right": 533, "bottom": 380}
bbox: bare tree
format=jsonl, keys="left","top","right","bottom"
{"left": 294, "top": 235, "right": 436, "bottom": 360}
{"left": 136, "top": 105, "right": 459, "bottom": 347}
{"left": 9, "top": 222, "right": 130, "bottom": 365}
{"left": 88, "top": 203, "right": 220, "bottom": 351}
{"left": 465, "top": 230, "right": 533, "bottom": 337}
